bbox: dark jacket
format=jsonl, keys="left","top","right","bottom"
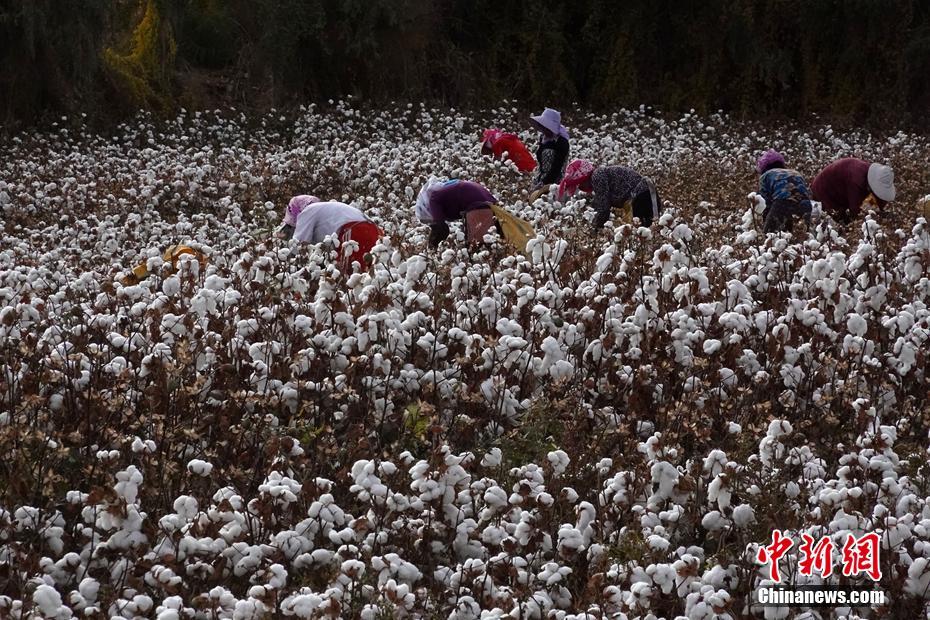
{"left": 811, "top": 158, "right": 871, "bottom": 221}
{"left": 590, "top": 166, "right": 651, "bottom": 229}
{"left": 533, "top": 136, "right": 570, "bottom": 189}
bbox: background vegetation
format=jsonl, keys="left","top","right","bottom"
{"left": 2, "top": 0, "right": 930, "bottom": 126}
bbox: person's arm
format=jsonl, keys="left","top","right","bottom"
{"left": 533, "top": 146, "right": 555, "bottom": 189}
{"left": 759, "top": 173, "right": 773, "bottom": 207}
{"left": 847, "top": 182, "right": 867, "bottom": 219}
{"left": 590, "top": 170, "right": 613, "bottom": 230}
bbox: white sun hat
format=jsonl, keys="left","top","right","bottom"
{"left": 867, "top": 163, "right": 896, "bottom": 202}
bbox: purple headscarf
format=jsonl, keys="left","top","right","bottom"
{"left": 283, "top": 195, "right": 321, "bottom": 226}
{"left": 756, "top": 150, "right": 786, "bottom": 174}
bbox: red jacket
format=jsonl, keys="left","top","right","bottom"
{"left": 488, "top": 134, "right": 537, "bottom": 173}
{"left": 811, "top": 158, "right": 871, "bottom": 221}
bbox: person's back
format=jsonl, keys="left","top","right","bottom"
{"left": 294, "top": 201, "right": 368, "bottom": 244}
{"left": 427, "top": 181, "right": 497, "bottom": 222}
{"left": 594, "top": 165, "right": 657, "bottom": 228}
{"left": 534, "top": 136, "right": 570, "bottom": 187}
{"left": 755, "top": 150, "right": 815, "bottom": 233}
{"left": 482, "top": 130, "right": 536, "bottom": 173}
{"left": 760, "top": 168, "right": 812, "bottom": 206}
{"left": 811, "top": 158, "right": 870, "bottom": 221}
{"left": 593, "top": 166, "right": 649, "bottom": 203}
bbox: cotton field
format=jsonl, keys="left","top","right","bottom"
{"left": 2, "top": 102, "right": 930, "bottom": 619}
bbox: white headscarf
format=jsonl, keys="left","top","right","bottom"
{"left": 415, "top": 177, "right": 444, "bottom": 222}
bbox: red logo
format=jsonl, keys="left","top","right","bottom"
{"left": 757, "top": 530, "right": 793, "bottom": 582}
{"left": 841, "top": 532, "right": 882, "bottom": 581}
{"left": 758, "top": 531, "right": 882, "bottom": 583}
{"left": 798, "top": 534, "right": 834, "bottom": 578}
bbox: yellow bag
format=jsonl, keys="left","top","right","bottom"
{"left": 528, "top": 185, "right": 550, "bottom": 203}
{"left": 920, "top": 196, "right": 930, "bottom": 220}
{"left": 619, "top": 199, "right": 633, "bottom": 224}
{"left": 490, "top": 204, "right": 536, "bottom": 253}
{"left": 125, "top": 245, "right": 206, "bottom": 284}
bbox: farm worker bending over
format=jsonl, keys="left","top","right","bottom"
{"left": 415, "top": 178, "right": 498, "bottom": 247}
{"left": 529, "top": 108, "right": 570, "bottom": 200}
{"left": 277, "top": 195, "right": 382, "bottom": 271}
{"left": 756, "top": 149, "right": 818, "bottom": 233}
{"left": 811, "top": 157, "right": 896, "bottom": 223}
{"left": 481, "top": 129, "right": 537, "bottom": 173}
{"left": 558, "top": 159, "right": 661, "bottom": 230}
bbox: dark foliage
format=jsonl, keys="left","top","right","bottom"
{"left": 2, "top": 0, "right": 929, "bottom": 126}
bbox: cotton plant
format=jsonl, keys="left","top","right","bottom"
{"left": 2, "top": 104, "right": 930, "bottom": 617}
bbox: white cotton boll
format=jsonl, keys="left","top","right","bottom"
{"left": 78, "top": 578, "right": 99, "bottom": 603}
{"left": 33, "top": 584, "right": 69, "bottom": 618}
{"left": 647, "top": 535, "right": 671, "bottom": 553}
{"left": 650, "top": 461, "right": 679, "bottom": 503}
{"left": 703, "top": 339, "right": 722, "bottom": 355}
{"left": 172, "top": 495, "right": 199, "bottom": 520}
{"left": 481, "top": 448, "right": 502, "bottom": 468}
{"left": 707, "top": 475, "right": 732, "bottom": 511}
{"left": 846, "top": 313, "right": 867, "bottom": 337}
{"left": 483, "top": 486, "right": 508, "bottom": 509}
{"left": 114, "top": 465, "right": 144, "bottom": 503}
{"left": 732, "top": 504, "right": 755, "bottom": 528}
{"left": 187, "top": 459, "right": 213, "bottom": 476}
{"left": 547, "top": 450, "right": 570, "bottom": 475}
{"left": 131, "top": 437, "right": 156, "bottom": 454}
{"left": 701, "top": 510, "right": 730, "bottom": 532}
{"left": 162, "top": 276, "right": 181, "bottom": 297}
{"left": 767, "top": 419, "right": 792, "bottom": 439}
{"left": 905, "top": 558, "right": 930, "bottom": 598}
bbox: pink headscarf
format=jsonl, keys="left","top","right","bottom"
{"left": 283, "top": 195, "right": 321, "bottom": 226}
{"left": 558, "top": 159, "right": 596, "bottom": 200}
{"left": 482, "top": 128, "right": 504, "bottom": 148}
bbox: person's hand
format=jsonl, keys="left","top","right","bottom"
{"left": 810, "top": 202, "right": 823, "bottom": 223}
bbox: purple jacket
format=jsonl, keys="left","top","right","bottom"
{"left": 428, "top": 181, "right": 496, "bottom": 222}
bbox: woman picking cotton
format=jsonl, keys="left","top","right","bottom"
{"left": 480, "top": 129, "right": 537, "bottom": 173}
{"left": 811, "top": 157, "right": 896, "bottom": 223}
{"left": 276, "top": 195, "right": 382, "bottom": 271}
{"left": 755, "top": 150, "right": 819, "bottom": 233}
{"left": 558, "top": 160, "right": 662, "bottom": 232}
{"left": 528, "top": 108, "right": 571, "bottom": 200}
{"left": 415, "top": 178, "right": 499, "bottom": 247}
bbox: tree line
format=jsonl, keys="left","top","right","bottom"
{"left": 1, "top": 0, "right": 929, "bottom": 126}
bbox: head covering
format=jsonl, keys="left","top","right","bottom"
{"left": 756, "top": 150, "right": 786, "bottom": 174}
{"left": 867, "top": 163, "right": 896, "bottom": 202}
{"left": 416, "top": 177, "right": 445, "bottom": 222}
{"left": 558, "top": 159, "right": 596, "bottom": 200}
{"left": 530, "top": 108, "right": 569, "bottom": 141}
{"left": 482, "top": 128, "right": 504, "bottom": 148}
{"left": 283, "top": 195, "right": 321, "bottom": 226}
